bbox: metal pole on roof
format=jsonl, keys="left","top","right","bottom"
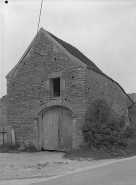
{"left": 37, "top": 0, "right": 44, "bottom": 34}
{"left": 34, "top": 0, "right": 43, "bottom": 54}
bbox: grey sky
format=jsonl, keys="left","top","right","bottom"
{"left": 0, "top": 0, "right": 136, "bottom": 98}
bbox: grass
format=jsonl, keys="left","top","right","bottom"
{"left": 1, "top": 138, "right": 136, "bottom": 160}
{"left": 0, "top": 142, "right": 39, "bottom": 153}
{"left": 63, "top": 145, "right": 136, "bottom": 161}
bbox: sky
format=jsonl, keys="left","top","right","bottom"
{"left": 0, "top": 0, "right": 136, "bottom": 98}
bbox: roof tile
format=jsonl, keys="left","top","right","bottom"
{"left": 48, "top": 31, "right": 102, "bottom": 73}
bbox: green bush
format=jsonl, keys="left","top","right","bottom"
{"left": 81, "top": 99, "right": 131, "bottom": 150}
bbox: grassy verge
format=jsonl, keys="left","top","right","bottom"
{"left": 63, "top": 144, "right": 136, "bottom": 161}
{"left": 63, "top": 149, "right": 135, "bottom": 161}
{"left": 0, "top": 143, "right": 39, "bottom": 153}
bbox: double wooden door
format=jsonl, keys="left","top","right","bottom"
{"left": 42, "top": 106, "right": 73, "bottom": 151}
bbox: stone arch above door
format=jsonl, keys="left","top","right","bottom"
{"left": 35, "top": 99, "right": 76, "bottom": 118}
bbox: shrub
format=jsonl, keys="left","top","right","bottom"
{"left": 64, "top": 101, "right": 136, "bottom": 160}
{"left": 24, "top": 142, "right": 39, "bottom": 152}
{"left": 0, "top": 143, "right": 20, "bottom": 153}
{"left": 81, "top": 99, "right": 129, "bottom": 150}
{"left": 126, "top": 138, "right": 136, "bottom": 154}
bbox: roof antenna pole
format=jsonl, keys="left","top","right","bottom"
{"left": 34, "top": 0, "right": 44, "bottom": 54}
{"left": 37, "top": 0, "right": 44, "bottom": 34}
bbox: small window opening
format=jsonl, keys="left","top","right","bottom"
{"left": 52, "top": 78, "right": 60, "bottom": 97}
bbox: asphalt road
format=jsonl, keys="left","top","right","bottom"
{"left": 31, "top": 157, "right": 136, "bottom": 185}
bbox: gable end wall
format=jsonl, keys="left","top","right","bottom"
{"left": 7, "top": 33, "right": 86, "bottom": 148}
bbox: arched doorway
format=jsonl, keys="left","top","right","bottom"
{"left": 42, "top": 106, "right": 73, "bottom": 152}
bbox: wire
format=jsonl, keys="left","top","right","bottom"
{"left": 34, "top": 0, "right": 44, "bottom": 55}
{"left": 37, "top": 0, "right": 43, "bottom": 34}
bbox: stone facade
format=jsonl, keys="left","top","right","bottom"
{"left": 5, "top": 28, "right": 133, "bottom": 150}
{"left": 6, "top": 32, "right": 86, "bottom": 149}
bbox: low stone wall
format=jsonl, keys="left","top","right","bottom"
{"left": 0, "top": 95, "right": 7, "bottom": 144}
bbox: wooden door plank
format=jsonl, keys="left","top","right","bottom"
{"left": 58, "top": 107, "right": 73, "bottom": 152}
{"left": 43, "top": 106, "right": 73, "bottom": 151}
{"left": 43, "top": 107, "right": 59, "bottom": 150}
{"left": 63, "top": 108, "right": 72, "bottom": 151}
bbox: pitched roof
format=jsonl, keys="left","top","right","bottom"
{"left": 48, "top": 31, "right": 102, "bottom": 73}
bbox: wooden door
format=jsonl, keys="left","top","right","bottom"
{"left": 42, "top": 106, "right": 73, "bottom": 151}
{"left": 58, "top": 107, "right": 73, "bottom": 151}
{"left": 42, "top": 107, "right": 59, "bottom": 150}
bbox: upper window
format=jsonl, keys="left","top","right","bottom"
{"left": 52, "top": 78, "right": 60, "bottom": 97}
{"left": 45, "top": 72, "right": 65, "bottom": 98}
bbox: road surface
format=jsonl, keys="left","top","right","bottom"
{"left": 31, "top": 157, "right": 136, "bottom": 185}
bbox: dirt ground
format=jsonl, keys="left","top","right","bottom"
{"left": 0, "top": 151, "right": 115, "bottom": 180}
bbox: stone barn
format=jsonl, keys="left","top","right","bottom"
{"left": 5, "top": 27, "right": 133, "bottom": 151}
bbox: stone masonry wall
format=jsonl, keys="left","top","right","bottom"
{"left": 7, "top": 33, "right": 86, "bottom": 148}
{"left": 85, "top": 69, "right": 132, "bottom": 124}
